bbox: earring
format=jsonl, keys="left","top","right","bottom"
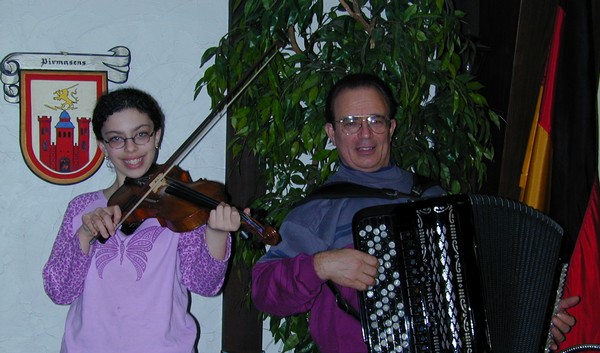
{"left": 105, "top": 156, "right": 113, "bottom": 169}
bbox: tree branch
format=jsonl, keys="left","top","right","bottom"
{"left": 340, "top": 0, "right": 376, "bottom": 48}
{"left": 287, "top": 26, "right": 303, "bottom": 54}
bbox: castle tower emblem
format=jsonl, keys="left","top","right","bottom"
{"left": 19, "top": 70, "right": 107, "bottom": 184}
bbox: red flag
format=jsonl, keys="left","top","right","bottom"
{"left": 549, "top": 0, "right": 600, "bottom": 348}
{"left": 562, "top": 179, "right": 600, "bottom": 348}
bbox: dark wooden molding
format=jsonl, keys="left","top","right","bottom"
{"left": 221, "top": 1, "right": 265, "bottom": 351}
{"left": 221, "top": 127, "right": 265, "bottom": 353}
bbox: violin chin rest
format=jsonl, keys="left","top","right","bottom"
{"left": 120, "top": 222, "right": 142, "bottom": 236}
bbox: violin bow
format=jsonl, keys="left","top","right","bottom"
{"left": 116, "top": 41, "right": 283, "bottom": 230}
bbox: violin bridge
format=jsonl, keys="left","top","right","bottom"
{"left": 149, "top": 173, "right": 168, "bottom": 193}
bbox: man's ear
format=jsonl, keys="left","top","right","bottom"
{"left": 325, "top": 123, "right": 336, "bottom": 146}
{"left": 388, "top": 119, "right": 397, "bottom": 141}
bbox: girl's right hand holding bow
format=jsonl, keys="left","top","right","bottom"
{"left": 78, "top": 205, "right": 122, "bottom": 254}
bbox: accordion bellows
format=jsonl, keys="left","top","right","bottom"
{"left": 352, "top": 194, "right": 566, "bottom": 353}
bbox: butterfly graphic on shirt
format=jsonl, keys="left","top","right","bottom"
{"left": 95, "top": 226, "right": 164, "bottom": 280}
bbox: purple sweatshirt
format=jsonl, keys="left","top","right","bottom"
{"left": 43, "top": 190, "right": 231, "bottom": 353}
{"left": 252, "top": 164, "right": 444, "bottom": 353}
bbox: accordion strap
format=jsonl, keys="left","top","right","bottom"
{"left": 326, "top": 280, "right": 361, "bottom": 320}
{"left": 297, "top": 173, "right": 437, "bottom": 207}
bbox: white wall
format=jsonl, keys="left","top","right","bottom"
{"left": 0, "top": 1, "right": 235, "bottom": 352}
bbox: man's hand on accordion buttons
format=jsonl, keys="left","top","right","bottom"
{"left": 314, "top": 248, "right": 378, "bottom": 291}
{"left": 549, "top": 296, "right": 580, "bottom": 351}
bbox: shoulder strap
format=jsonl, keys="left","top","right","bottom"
{"left": 306, "top": 182, "right": 409, "bottom": 200}
{"left": 410, "top": 173, "right": 439, "bottom": 197}
{"left": 296, "top": 174, "right": 438, "bottom": 207}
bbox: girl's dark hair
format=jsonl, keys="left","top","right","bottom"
{"left": 325, "top": 73, "right": 397, "bottom": 124}
{"left": 92, "top": 87, "right": 165, "bottom": 140}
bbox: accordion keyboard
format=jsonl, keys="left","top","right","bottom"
{"left": 353, "top": 200, "right": 488, "bottom": 353}
{"left": 356, "top": 219, "right": 411, "bottom": 352}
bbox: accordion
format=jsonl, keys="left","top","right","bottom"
{"left": 352, "top": 194, "right": 567, "bottom": 353}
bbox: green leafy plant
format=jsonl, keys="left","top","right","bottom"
{"left": 196, "top": 0, "right": 499, "bottom": 351}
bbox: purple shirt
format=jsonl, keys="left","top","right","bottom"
{"left": 43, "top": 190, "right": 231, "bottom": 353}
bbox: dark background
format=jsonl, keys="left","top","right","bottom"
{"left": 221, "top": 1, "right": 600, "bottom": 352}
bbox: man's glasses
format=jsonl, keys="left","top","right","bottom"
{"left": 103, "top": 131, "right": 155, "bottom": 149}
{"left": 335, "top": 115, "right": 390, "bottom": 135}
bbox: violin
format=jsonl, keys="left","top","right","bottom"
{"left": 95, "top": 42, "right": 282, "bottom": 246}
{"left": 106, "top": 164, "right": 280, "bottom": 245}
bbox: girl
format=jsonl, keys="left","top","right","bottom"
{"left": 43, "top": 87, "right": 241, "bottom": 353}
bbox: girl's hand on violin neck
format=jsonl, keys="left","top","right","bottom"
{"left": 206, "top": 203, "right": 243, "bottom": 233}
{"left": 78, "top": 206, "right": 122, "bottom": 250}
{"left": 205, "top": 203, "right": 244, "bottom": 260}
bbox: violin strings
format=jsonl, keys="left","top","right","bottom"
{"left": 166, "top": 179, "right": 220, "bottom": 208}
{"left": 166, "top": 178, "right": 264, "bottom": 234}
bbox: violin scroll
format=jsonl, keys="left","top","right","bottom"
{"left": 237, "top": 214, "right": 280, "bottom": 246}
{"left": 260, "top": 226, "right": 280, "bottom": 246}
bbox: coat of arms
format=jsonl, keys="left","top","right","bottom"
{"left": 1, "top": 47, "right": 130, "bottom": 184}
{"left": 20, "top": 71, "right": 107, "bottom": 184}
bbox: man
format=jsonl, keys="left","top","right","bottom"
{"left": 251, "top": 73, "right": 577, "bottom": 352}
